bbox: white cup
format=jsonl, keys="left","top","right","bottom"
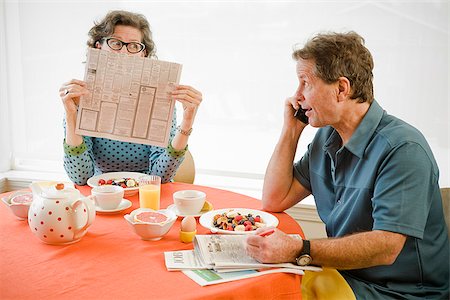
{"left": 91, "top": 185, "right": 124, "bottom": 210}
{"left": 173, "top": 190, "right": 206, "bottom": 215}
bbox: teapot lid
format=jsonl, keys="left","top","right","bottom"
{"left": 41, "top": 183, "right": 80, "bottom": 199}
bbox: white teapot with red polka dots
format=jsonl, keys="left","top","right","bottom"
{"left": 28, "top": 182, "right": 96, "bottom": 245}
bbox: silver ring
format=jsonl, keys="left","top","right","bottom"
{"left": 64, "top": 89, "right": 69, "bottom": 95}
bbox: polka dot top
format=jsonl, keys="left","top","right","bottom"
{"left": 63, "top": 111, "right": 186, "bottom": 185}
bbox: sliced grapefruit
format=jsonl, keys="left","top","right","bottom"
{"left": 11, "top": 193, "right": 33, "bottom": 205}
{"left": 134, "top": 211, "right": 168, "bottom": 224}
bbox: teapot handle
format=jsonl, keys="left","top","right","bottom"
{"left": 71, "top": 198, "right": 94, "bottom": 235}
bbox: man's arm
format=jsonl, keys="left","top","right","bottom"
{"left": 310, "top": 230, "right": 406, "bottom": 269}
{"left": 262, "top": 97, "right": 311, "bottom": 212}
{"left": 247, "top": 229, "right": 407, "bottom": 269}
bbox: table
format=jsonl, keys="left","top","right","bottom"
{"left": 0, "top": 182, "right": 304, "bottom": 299}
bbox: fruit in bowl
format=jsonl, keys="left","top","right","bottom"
{"left": 133, "top": 211, "right": 168, "bottom": 224}
{"left": 1, "top": 191, "right": 33, "bottom": 220}
{"left": 124, "top": 208, "right": 176, "bottom": 241}
{"left": 87, "top": 172, "right": 146, "bottom": 197}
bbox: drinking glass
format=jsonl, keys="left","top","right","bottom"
{"left": 138, "top": 175, "right": 161, "bottom": 210}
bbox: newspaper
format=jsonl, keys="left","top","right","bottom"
{"left": 75, "top": 48, "right": 182, "bottom": 147}
{"left": 182, "top": 268, "right": 305, "bottom": 287}
{"left": 164, "top": 235, "right": 321, "bottom": 285}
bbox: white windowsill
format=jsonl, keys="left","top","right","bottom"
{"left": 0, "top": 169, "right": 317, "bottom": 207}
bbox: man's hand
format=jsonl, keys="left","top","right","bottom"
{"left": 246, "top": 227, "right": 302, "bottom": 264}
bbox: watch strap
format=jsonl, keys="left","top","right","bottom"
{"left": 295, "top": 239, "right": 312, "bottom": 266}
{"left": 300, "top": 239, "right": 310, "bottom": 256}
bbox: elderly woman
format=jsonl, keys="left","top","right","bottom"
{"left": 60, "top": 10, "right": 202, "bottom": 185}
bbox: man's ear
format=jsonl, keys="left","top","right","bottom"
{"left": 337, "top": 77, "right": 351, "bottom": 102}
{"left": 95, "top": 41, "right": 102, "bottom": 49}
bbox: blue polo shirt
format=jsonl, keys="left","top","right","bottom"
{"left": 294, "top": 101, "right": 449, "bottom": 299}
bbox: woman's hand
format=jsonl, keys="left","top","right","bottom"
{"left": 171, "top": 84, "right": 202, "bottom": 126}
{"left": 59, "top": 79, "right": 90, "bottom": 117}
{"left": 59, "top": 79, "right": 90, "bottom": 146}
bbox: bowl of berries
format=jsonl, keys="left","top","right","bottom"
{"left": 199, "top": 208, "right": 279, "bottom": 234}
{"left": 87, "top": 172, "right": 146, "bottom": 197}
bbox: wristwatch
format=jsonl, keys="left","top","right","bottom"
{"left": 295, "top": 239, "right": 312, "bottom": 266}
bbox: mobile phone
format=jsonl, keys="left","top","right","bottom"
{"left": 294, "top": 108, "right": 309, "bottom": 124}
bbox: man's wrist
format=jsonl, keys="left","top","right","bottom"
{"left": 295, "top": 239, "right": 312, "bottom": 266}
{"left": 291, "top": 238, "right": 304, "bottom": 263}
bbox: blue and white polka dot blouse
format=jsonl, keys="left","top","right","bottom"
{"left": 63, "top": 111, "right": 186, "bottom": 185}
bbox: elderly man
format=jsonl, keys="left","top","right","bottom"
{"left": 246, "top": 31, "right": 449, "bottom": 299}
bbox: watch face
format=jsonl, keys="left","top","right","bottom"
{"left": 297, "top": 255, "right": 312, "bottom": 266}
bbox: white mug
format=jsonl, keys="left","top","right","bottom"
{"left": 173, "top": 190, "right": 206, "bottom": 215}
{"left": 91, "top": 185, "right": 124, "bottom": 210}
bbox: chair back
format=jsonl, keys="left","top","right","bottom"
{"left": 173, "top": 150, "right": 195, "bottom": 184}
{"left": 441, "top": 188, "right": 450, "bottom": 238}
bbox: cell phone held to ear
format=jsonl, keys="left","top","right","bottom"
{"left": 294, "top": 108, "right": 309, "bottom": 124}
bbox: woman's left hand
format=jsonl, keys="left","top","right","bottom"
{"left": 171, "top": 85, "right": 202, "bottom": 124}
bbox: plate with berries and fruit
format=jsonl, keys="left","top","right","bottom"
{"left": 87, "top": 172, "right": 146, "bottom": 197}
{"left": 199, "top": 208, "right": 279, "bottom": 235}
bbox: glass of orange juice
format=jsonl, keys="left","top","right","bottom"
{"left": 138, "top": 175, "right": 161, "bottom": 210}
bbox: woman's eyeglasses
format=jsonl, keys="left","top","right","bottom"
{"left": 104, "top": 37, "right": 145, "bottom": 54}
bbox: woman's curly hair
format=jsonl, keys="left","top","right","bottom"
{"left": 87, "top": 10, "right": 156, "bottom": 58}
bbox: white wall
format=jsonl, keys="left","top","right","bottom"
{"left": 0, "top": 2, "right": 11, "bottom": 172}
{"left": 1, "top": 1, "right": 449, "bottom": 195}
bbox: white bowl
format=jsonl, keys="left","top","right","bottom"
{"left": 173, "top": 190, "right": 206, "bottom": 216}
{"left": 91, "top": 185, "right": 124, "bottom": 210}
{"left": 1, "top": 191, "right": 33, "bottom": 220}
{"left": 87, "top": 172, "right": 146, "bottom": 197}
{"left": 124, "top": 208, "right": 176, "bottom": 241}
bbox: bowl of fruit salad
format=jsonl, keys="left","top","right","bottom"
{"left": 87, "top": 172, "right": 146, "bottom": 197}
{"left": 199, "top": 208, "right": 279, "bottom": 235}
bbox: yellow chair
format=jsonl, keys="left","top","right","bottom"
{"left": 302, "top": 268, "right": 356, "bottom": 300}
{"left": 173, "top": 150, "right": 195, "bottom": 184}
{"left": 441, "top": 187, "right": 450, "bottom": 237}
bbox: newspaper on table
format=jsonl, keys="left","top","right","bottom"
{"left": 75, "top": 48, "right": 182, "bottom": 147}
{"left": 182, "top": 268, "right": 305, "bottom": 287}
{"left": 164, "top": 234, "right": 321, "bottom": 286}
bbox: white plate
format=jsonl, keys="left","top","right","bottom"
{"left": 95, "top": 199, "right": 132, "bottom": 214}
{"left": 199, "top": 208, "right": 279, "bottom": 235}
{"left": 87, "top": 172, "right": 147, "bottom": 197}
{"left": 166, "top": 204, "right": 212, "bottom": 218}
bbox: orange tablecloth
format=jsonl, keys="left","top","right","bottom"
{"left": 0, "top": 182, "right": 304, "bottom": 299}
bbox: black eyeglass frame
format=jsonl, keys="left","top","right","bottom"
{"left": 103, "top": 37, "right": 146, "bottom": 54}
